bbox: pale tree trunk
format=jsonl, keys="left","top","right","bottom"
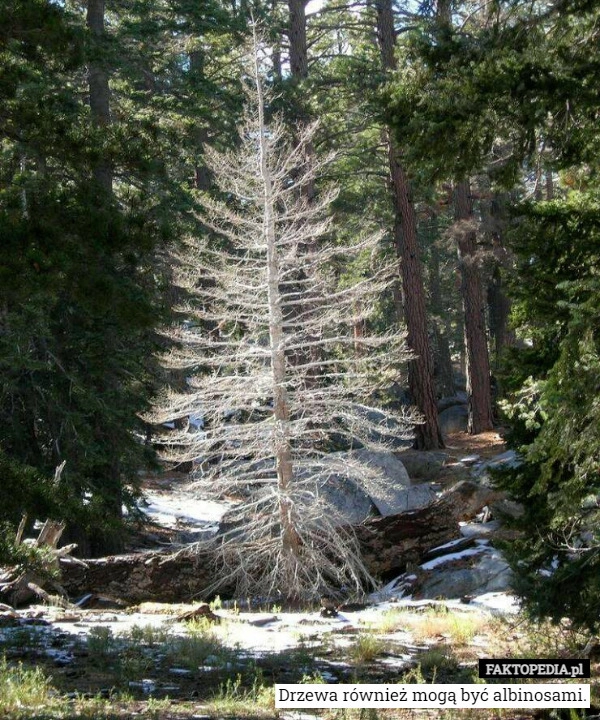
{"left": 86, "top": 0, "right": 112, "bottom": 193}
{"left": 454, "top": 181, "right": 493, "bottom": 433}
{"left": 254, "top": 49, "right": 301, "bottom": 560}
{"left": 376, "top": 0, "right": 444, "bottom": 450}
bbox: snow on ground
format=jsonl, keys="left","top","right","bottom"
{"left": 470, "top": 592, "right": 521, "bottom": 615}
{"left": 140, "top": 490, "right": 230, "bottom": 532}
{"left": 420, "top": 545, "right": 488, "bottom": 570}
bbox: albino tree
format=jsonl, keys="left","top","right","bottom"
{"left": 152, "top": 32, "right": 417, "bottom": 600}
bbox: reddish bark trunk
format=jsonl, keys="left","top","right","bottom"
{"left": 376, "top": 0, "right": 444, "bottom": 450}
{"left": 454, "top": 181, "right": 493, "bottom": 434}
{"left": 288, "top": 0, "right": 308, "bottom": 79}
{"left": 86, "top": 0, "right": 112, "bottom": 193}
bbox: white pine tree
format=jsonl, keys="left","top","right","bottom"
{"left": 152, "top": 28, "right": 418, "bottom": 600}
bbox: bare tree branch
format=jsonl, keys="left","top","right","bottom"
{"left": 150, "top": 26, "right": 418, "bottom": 601}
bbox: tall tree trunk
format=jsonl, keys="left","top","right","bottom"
{"left": 481, "top": 192, "right": 513, "bottom": 370}
{"left": 430, "top": 242, "right": 455, "bottom": 397}
{"left": 376, "top": 0, "right": 444, "bottom": 450}
{"left": 454, "top": 180, "right": 493, "bottom": 434}
{"left": 189, "top": 50, "right": 211, "bottom": 192}
{"left": 255, "top": 47, "right": 301, "bottom": 560}
{"left": 86, "top": 0, "right": 112, "bottom": 193}
{"left": 289, "top": 0, "right": 308, "bottom": 79}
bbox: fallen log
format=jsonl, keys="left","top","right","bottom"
{"left": 60, "top": 480, "right": 498, "bottom": 603}
{"left": 60, "top": 547, "right": 230, "bottom": 604}
{"left": 355, "top": 480, "right": 500, "bottom": 579}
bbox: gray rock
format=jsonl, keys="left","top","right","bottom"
{"left": 472, "top": 449, "right": 523, "bottom": 486}
{"left": 376, "top": 482, "right": 439, "bottom": 514}
{"left": 438, "top": 404, "right": 468, "bottom": 435}
{"left": 319, "top": 449, "right": 421, "bottom": 518}
{"left": 489, "top": 498, "right": 524, "bottom": 520}
{"left": 418, "top": 549, "right": 513, "bottom": 599}
{"left": 315, "top": 473, "right": 376, "bottom": 525}
{"left": 395, "top": 450, "right": 449, "bottom": 481}
{"left": 351, "top": 404, "right": 414, "bottom": 449}
{"left": 437, "top": 395, "right": 468, "bottom": 413}
{"left": 350, "top": 448, "right": 411, "bottom": 487}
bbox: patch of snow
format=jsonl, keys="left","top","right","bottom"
{"left": 429, "top": 537, "right": 472, "bottom": 553}
{"left": 378, "top": 655, "right": 413, "bottom": 667}
{"left": 128, "top": 679, "right": 156, "bottom": 693}
{"left": 141, "top": 491, "right": 230, "bottom": 530}
{"left": 459, "top": 520, "right": 501, "bottom": 537}
{"left": 469, "top": 592, "right": 520, "bottom": 615}
{"left": 420, "top": 546, "right": 487, "bottom": 570}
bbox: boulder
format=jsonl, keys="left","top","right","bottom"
{"left": 395, "top": 449, "right": 449, "bottom": 481}
{"left": 418, "top": 549, "right": 513, "bottom": 599}
{"left": 315, "top": 449, "right": 418, "bottom": 521}
{"left": 489, "top": 498, "right": 525, "bottom": 520}
{"left": 349, "top": 448, "right": 411, "bottom": 487}
{"left": 315, "top": 474, "right": 376, "bottom": 525}
{"left": 439, "top": 404, "right": 468, "bottom": 435}
{"left": 437, "top": 395, "right": 467, "bottom": 413}
{"left": 382, "top": 483, "right": 438, "bottom": 514}
{"left": 351, "top": 404, "right": 414, "bottom": 449}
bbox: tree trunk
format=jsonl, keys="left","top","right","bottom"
{"left": 376, "top": 0, "right": 444, "bottom": 450}
{"left": 430, "top": 242, "right": 456, "bottom": 397}
{"left": 86, "top": 0, "right": 112, "bottom": 193}
{"left": 288, "top": 0, "right": 308, "bottom": 79}
{"left": 255, "top": 46, "right": 302, "bottom": 559}
{"left": 60, "top": 549, "right": 224, "bottom": 604}
{"left": 454, "top": 180, "right": 493, "bottom": 434}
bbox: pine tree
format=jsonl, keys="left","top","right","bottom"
{"left": 383, "top": 0, "right": 600, "bottom": 627}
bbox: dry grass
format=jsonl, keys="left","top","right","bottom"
{"left": 370, "top": 606, "right": 488, "bottom": 646}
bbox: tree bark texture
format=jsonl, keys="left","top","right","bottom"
{"left": 86, "top": 0, "right": 112, "bottom": 193}
{"left": 430, "top": 242, "right": 456, "bottom": 397}
{"left": 60, "top": 549, "right": 225, "bottom": 604}
{"left": 355, "top": 480, "right": 500, "bottom": 578}
{"left": 454, "top": 181, "right": 493, "bottom": 434}
{"left": 288, "top": 0, "right": 308, "bottom": 79}
{"left": 376, "top": 0, "right": 444, "bottom": 450}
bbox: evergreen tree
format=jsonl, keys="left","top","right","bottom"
{"left": 0, "top": 0, "right": 239, "bottom": 552}
{"left": 384, "top": 0, "right": 600, "bottom": 627}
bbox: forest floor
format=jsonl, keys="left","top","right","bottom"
{"left": 1, "top": 432, "right": 596, "bottom": 719}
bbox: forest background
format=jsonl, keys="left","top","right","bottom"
{"left": 1, "top": 0, "right": 599, "bottom": 628}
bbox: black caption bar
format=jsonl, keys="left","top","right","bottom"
{"left": 479, "top": 659, "right": 590, "bottom": 679}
